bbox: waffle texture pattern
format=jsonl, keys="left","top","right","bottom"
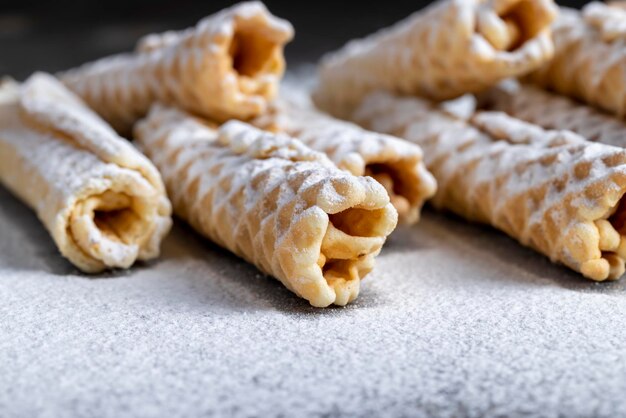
{"left": 480, "top": 81, "right": 626, "bottom": 147}
{"left": 313, "top": 0, "right": 556, "bottom": 117}
{"left": 61, "top": 2, "right": 293, "bottom": 132}
{"left": 135, "top": 106, "right": 397, "bottom": 307}
{"left": 528, "top": 4, "right": 626, "bottom": 118}
{"left": 349, "top": 91, "right": 626, "bottom": 281}
{"left": 253, "top": 90, "right": 436, "bottom": 224}
{"left": 0, "top": 73, "right": 171, "bottom": 272}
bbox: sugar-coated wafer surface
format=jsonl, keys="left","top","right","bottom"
{"left": 480, "top": 80, "right": 626, "bottom": 148}
{"left": 0, "top": 73, "right": 172, "bottom": 273}
{"left": 527, "top": 4, "right": 626, "bottom": 118}
{"left": 313, "top": 0, "right": 557, "bottom": 118}
{"left": 253, "top": 89, "right": 437, "bottom": 224}
{"left": 347, "top": 91, "right": 626, "bottom": 281}
{"left": 134, "top": 106, "right": 397, "bottom": 307}
{"left": 60, "top": 1, "right": 293, "bottom": 133}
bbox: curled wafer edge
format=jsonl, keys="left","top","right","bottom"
{"left": 0, "top": 73, "right": 172, "bottom": 272}
{"left": 134, "top": 106, "right": 398, "bottom": 307}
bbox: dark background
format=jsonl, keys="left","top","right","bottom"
{"left": 0, "top": 0, "right": 587, "bottom": 79}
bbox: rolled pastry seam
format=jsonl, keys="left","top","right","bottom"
{"left": 134, "top": 106, "right": 398, "bottom": 307}
{"left": 479, "top": 80, "right": 626, "bottom": 148}
{"left": 60, "top": 1, "right": 294, "bottom": 133}
{"left": 313, "top": 0, "right": 557, "bottom": 118}
{"left": 350, "top": 91, "right": 626, "bottom": 281}
{"left": 252, "top": 91, "right": 437, "bottom": 224}
{"left": 526, "top": 5, "right": 626, "bottom": 118}
{"left": 0, "top": 73, "right": 172, "bottom": 273}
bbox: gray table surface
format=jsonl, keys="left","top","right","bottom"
{"left": 3, "top": 178, "right": 626, "bottom": 417}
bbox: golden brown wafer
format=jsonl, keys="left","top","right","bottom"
{"left": 313, "top": 0, "right": 556, "bottom": 118}
{"left": 479, "top": 80, "right": 626, "bottom": 147}
{"left": 348, "top": 91, "right": 626, "bottom": 281}
{"left": 61, "top": 2, "right": 293, "bottom": 133}
{"left": 252, "top": 90, "right": 436, "bottom": 224}
{"left": 134, "top": 105, "right": 398, "bottom": 307}
{"left": 0, "top": 73, "right": 171, "bottom": 272}
{"left": 527, "top": 4, "right": 626, "bottom": 118}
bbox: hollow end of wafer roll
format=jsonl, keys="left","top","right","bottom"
{"left": 220, "top": 4, "right": 293, "bottom": 113}
{"left": 280, "top": 176, "right": 397, "bottom": 308}
{"left": 316, "top": 204, "right": 397, "bottom": 307}
{"left": 0, "top": 74, "right": 171, "bottom": 273}
{"left": 571, "top": 197, "right": 626, "bottom": 282}
{"left": 135, "top": 108, "right": 396, "bottom": 307}
{"left": 477, "top": 0, "right": 557, "bottom": 51}
{"left": 364, "top": 162, "right": 436, "bottom": 225}
{"left": 256, "top": 95, "right": 437, "bottom": 226}
{"left": 228, "top": 23, "right": 282, "bottom": 79}
{"left": 63, "top": 177, "right": 162, "bottom": 273}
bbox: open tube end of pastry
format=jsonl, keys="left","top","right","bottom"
{"left": 250, "top": 100, "right": 435, "bottom": 225}
{"left": 223, "top": 3, "right": 294, "bottom": 110}
{"left": 62, "top": 174, "right": 163, "bottom": 273}
{"left": 280, "top": 177, "right": 398, "bottom": 308}
{"left": 13, "top": 73, "right": 172, "bottom": 273}
{"left": 476, "top": 0, "right": 557, "bottom": 51}
{"left": 320, "top": 204, "right": 397, "bottom": 306}
{"left": 560, "top": 180, "right": 626, "bottom": 282}
{"left": 575, "top": 198, "right": 626, "bottom": 281}
{"left": 470, "top": 110, "right": 626, "bottom": 282}
{"left": 364, "top": 161, "right": 437, "bottom": 225}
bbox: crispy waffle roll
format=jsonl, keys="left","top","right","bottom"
{"left": 60, "top": 2, "right": 293, "bottom": 133}
{"left": 583, "top": 1, "right": 626, "bottom": 41}
{"left": 252, "top": 91, "right": 436, "bottom": 224}
{"left": 480, "top": 81, "right": 626, "bottom": 147}
{"left": 313, "top": 0, "right": 557, "bottom": 118}
{"left": 134, "top": 106, "right": 398, "bottom": 307}
{"left": 349, "top": 91, "right": 626, "bottom": 281}
{"left": 0, "top": 73, "right": 172, "bottom": 273}
{"left": 527, "top": 3, "right": 626, "bottom": 118}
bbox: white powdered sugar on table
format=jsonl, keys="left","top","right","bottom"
{"left": 4, "top": 68, "right": 626, "bottom": 417}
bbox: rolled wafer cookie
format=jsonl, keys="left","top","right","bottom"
{"left": 0, "top": 73, "right": 172, "bottom": 273}
{"left": 134, "top": 106, "right": 398, "bottom": 307}
{"left": 313, "top": 0, "right": 557, "bottom": 118}
{"left": 527, "top": 4, "right": 626, "bottom": 118}
{"left": 60, "top": 2, "right": 293, "bottom": 133}
{"left": 479, "top": 80, "right": 626, "bottom": 147}
{"left": 582, "top": 1, "right": 626, "bottom": 42}
{"left": 348, "top": 90, "right": 626, "bottom": 281}
{"left": 252, "top": 90, "right": 437, "bottom": 224}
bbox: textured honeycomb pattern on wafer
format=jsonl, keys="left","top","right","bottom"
{"left": 253, "top": 92, "right": 437, "bottom": 224}
{"left": 350, "top": 91, "right": 626, "bottom": 281}
{"left": 527, "top": 5, "right": 626, "bottom": 118}
{"left": 480, "top": 81, "right": 626, "bottom": 148}
{"left": 313, "top": 0, "right": 556, "bottom": 117}
{"left": 61, "top": 2, "right": 293, "bottom": 132}
{"left": 134, "top": 106, "right": 397, "bottom": 307}
{"left": 0, "top": 74, "right": 172, "bottom": 273}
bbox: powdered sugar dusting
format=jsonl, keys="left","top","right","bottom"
{"left": 351, "top": 90, "right": 626, "bottom": 278}
{"left": 134, "top": 105, "right": 397, "bottom": 307}
{"left": 527, "top": 6, "right": 626, "bottom": 117}
{"left": 314, "top": 0, "right": 555, "bottom": 117}
{"left": 252, "top": 86, "right": 436, "bottom": 223}
{"left": 481, "top": 81, "right": 626, "bottom": 148}
{"left": 60, "top": 2, "right": 293, "bottom": 131}
{"left": 0, "top": 74, "right": 172, "bottom": 272}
